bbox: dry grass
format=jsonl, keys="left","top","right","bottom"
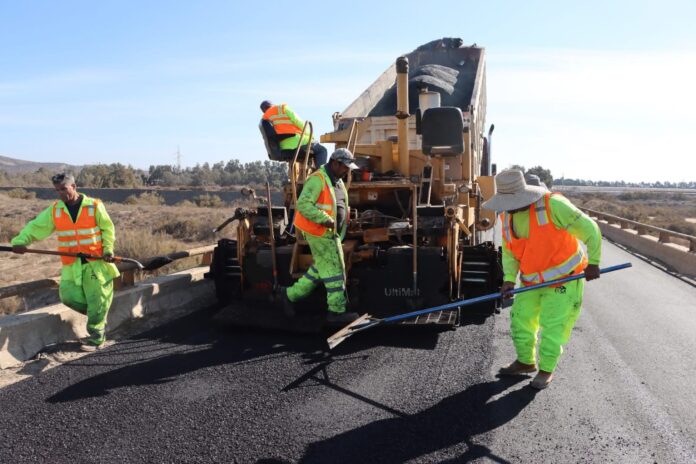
{"left": 564, "top": 191, "right": 696, "bottom": 236}
{"left": 1, "top": 188, "right": 37, "bottom": 200}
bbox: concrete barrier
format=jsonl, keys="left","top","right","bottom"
{"left": 596, "top": 221, "right": 696, "bottom": 277}
{"left": 0, "top": 266, "right": 215, "bottom": 368}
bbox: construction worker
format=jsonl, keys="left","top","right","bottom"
{"left": 483, "top": 169, "right": 601, "bottom": 389}
{"left": 260, "top": 100, "right": 328, "bottom": 166}
{"left": 284, "top": 148, "right": 359, "bottom": 323}
{"left": 11, "top": 173, "right": 120, "bottom": 351}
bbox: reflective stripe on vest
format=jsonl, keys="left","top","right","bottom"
{"left": 53, "top": 198, "right": 104, "bottom": 265}
{"left": 293, "top": 169, "right": 335, "bottom": 237}
{"left": 533, "top": 197, "right": 549, "bottom": 226}
{"left": 520, "top": 247, "right": 586, "bottom": 284}
{"left": 503, "top": 193, "right": 587, "bottom": 287}
{"left": 262, "top": 104, "right": 302, "bottom": 136}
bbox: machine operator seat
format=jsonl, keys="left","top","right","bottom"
{"left": 259, "top": 119, "right": 313, "bottom": 163}
{"left": 421, "top": 106, "right": 465, "bottom": 156}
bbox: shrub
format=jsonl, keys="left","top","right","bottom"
{"left": 2, "top": 188, "right": 36, "bottom": 200}
{"left": 115, "top": 229, "right": 181, "bottom": 260}
{"left": 0, "top": 217, "right": 22, "bottom": 242}
{"left": 191, "top": 194, "right": 223, "bottom": 208}
{"left": 114, "top": 228, "right": 203, "bottom": 276}
{"left": 667, "top": 223, "right": 696, "bottom": 236}
{"left": 153, "top": 219, "right": 216, "bottom": 242}
{"left": 617, "top": 191, "right": 656, "bottom": 201}
{"left": 174, "top": 200, "right": 196, "bottom": 208}
{"left": 123, "top": 191, "right": 165, "bottom": 205}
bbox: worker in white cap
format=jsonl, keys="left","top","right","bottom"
{"left": 284, "top": 148, "right": 359, "bottom": 324}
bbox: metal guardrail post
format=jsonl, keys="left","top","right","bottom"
{"left": 658, "top": 231, "right": 671, "bottom": 244}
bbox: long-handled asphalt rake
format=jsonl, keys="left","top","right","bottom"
{"left": 0, "top": 245, "right": 174, "bottom": 271}
{"left": 327, "top": 262, "right": 632, "bottom": 349}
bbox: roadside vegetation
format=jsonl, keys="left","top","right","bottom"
{"left": 563, "top": 191, "right": 696, "bottom": 236}
{"left": 0, "top": 159, "right": 288, "bottom": 189}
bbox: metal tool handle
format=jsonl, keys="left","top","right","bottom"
{"left": 380, "top": 263, "right": 632, "bottom": 324}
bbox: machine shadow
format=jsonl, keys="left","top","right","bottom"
{"left": 297, "top": 376, "right": 537, "bottom": 464}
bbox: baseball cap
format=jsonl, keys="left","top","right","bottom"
{"left": 330, "top": 148, "right": 359, "bottom": 169}
{"left": 260, "top": 100, "right": 273, "bottom": 111}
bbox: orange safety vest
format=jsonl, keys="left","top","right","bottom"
{"left": 53, "top": 198, "right": 104, "bottom": 265}
{"left": 262, "top": 104, "right": 302, "bottom": 136}
{"left": 294, "top": 169, "right": 334, "bottom": 237}
{"left": 501, "top": 193, "right": 587, "bottom": 287}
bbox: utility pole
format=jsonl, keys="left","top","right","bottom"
{"left": 175, "top": 146, "right": 182, "bottom": 173}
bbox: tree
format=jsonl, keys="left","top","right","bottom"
{"left": 526, "top": 166, "right": 553, "bottom": 187}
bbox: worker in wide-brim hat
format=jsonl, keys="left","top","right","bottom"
{"left": 483, "top": 169, "right": 602, "bottom": 389}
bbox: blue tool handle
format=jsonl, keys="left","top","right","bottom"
{"left": 380, "top": 262, "right": 632, "bottom": 324}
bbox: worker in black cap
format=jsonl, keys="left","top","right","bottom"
{"left": 260, "top": 100, "right": 328, "bottom": 166}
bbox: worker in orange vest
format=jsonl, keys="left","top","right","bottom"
{"left": 483, "top": 169, "right": 601, "bottom": 389}
{"left": 11, "top": 173, "right": 120, "bottom": 351}
{"left": 260, "top": 100, "right": 328, "bottom": 166}
{"left": 284, "top": 149, "right": 359, "bottom": 324}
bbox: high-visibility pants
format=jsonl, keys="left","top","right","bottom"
{"left": 59, "top": 261, "right": 115, "bottom": 345}
{"left": 287, "top": 234, "right": 347, "bottom": 314}
{"left": 510, "top": 279, "right": 584, "bottom": 372}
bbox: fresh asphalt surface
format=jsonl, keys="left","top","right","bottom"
{"left": 1, "top": 240, "right": 695, "bottom": 463}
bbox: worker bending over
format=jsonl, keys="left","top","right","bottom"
{"left": 483, "top": 169, "right": 601, "bottom": 389}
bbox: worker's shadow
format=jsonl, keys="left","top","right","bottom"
{"left": 293, "top": 375, "right": 537, "bottom": 464}
{"left": 46, "top": 308, "right": 328, "bottom": 403}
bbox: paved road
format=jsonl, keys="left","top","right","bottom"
{"left": 1, "top": 240, "right": 695, "bottom": 463}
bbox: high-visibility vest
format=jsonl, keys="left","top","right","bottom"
{"left": 501, "top": 193, "right": 587, "bottom": 287}
{"left": 294, "top": 169, "right": 335, "bottom": 237}
{"left": 53, "top": 197, "right": 103, "bottom": 265}
{"left": 262, "top": 104, "right": 302, "bottom": 136}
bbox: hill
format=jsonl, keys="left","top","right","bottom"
{"left": 0, "top": 154, "right": 81, "bottom": 174}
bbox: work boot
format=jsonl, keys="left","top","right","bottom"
{"left": 498, "top": 360, "right": 537, "bottom": 376}
{"left": 530, "top": 371, "right": 554, "bottom": 390}
{"left": 80, "top": 339, "right": 104, "bottom": 352}
{"left": 326, "top": 311, "right": 359, "bottom": 325}
{"left": 281, "top": 287, "right": 296, "bottom": 318}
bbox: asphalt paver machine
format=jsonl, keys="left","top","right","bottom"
{"left": 206, "top": 38, "right": 503, "bottom": 331}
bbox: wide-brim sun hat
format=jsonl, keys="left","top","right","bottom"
{"left": 482, "top": 169, "right": 547, "bottom": 212}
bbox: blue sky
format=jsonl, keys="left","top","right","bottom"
{"left": 1, "top": 0, "right": 695, "bottom": 182}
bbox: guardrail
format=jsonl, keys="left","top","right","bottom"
{"left": 581, "top": 207, "right": 696, "bottom": 278}
{"left": 0, "top": 245, "right": 215, "bottom": 312}
{"left": 581, "top": 208, "right": 696, "bottom": 252}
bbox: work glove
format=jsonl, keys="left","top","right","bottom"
{"left": 12, "top": 245, "right": 27, "bottom": 254}
{"left": 103, "top": 253, "right": 115, "bottom": 263}
{"left": 584, "top": 264, "right": 600, "bottom": 281}
{"left": 500, "top": 281, "right": 516, "bottom": 299}
{"left": 322, "top": 217, "right": 335, "bottom": 229}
